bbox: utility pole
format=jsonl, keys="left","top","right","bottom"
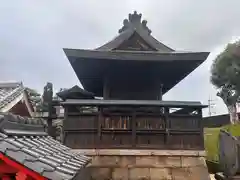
{"left": 208, "top": 96, "right": 216, "bottom": 116}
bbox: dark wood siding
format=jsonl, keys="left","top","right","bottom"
{"left": 104, "top": 73, "right": 162, "bottom": 100}
{"left": 202, "top": 114, "right": 231, "bottom": 128}
{"left": 63, "top": 104, "right": 204, "bottom": 150}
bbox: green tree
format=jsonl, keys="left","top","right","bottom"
{"left": 25, "top": 87, "right": 41, "bottom": 111}
{"left": 25, "top": 87, "right": 41, "bottom": 97}
{"left": 211, "top": 40, "right": 240, "bottom": 124}
{"left": 42, "top": 82, "right": 55, "bottom": 137}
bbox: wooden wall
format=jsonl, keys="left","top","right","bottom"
{"left": 63, "top": 105, "right": 204, "bottom": 150}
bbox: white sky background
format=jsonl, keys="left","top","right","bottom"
{"left": 0, "top": 0, "right": 240, "bottom": 116}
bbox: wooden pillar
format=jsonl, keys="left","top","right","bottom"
{"left": 132, "top": 111, "right": 136, "bottom": 147}
{"left": 62, "top": 106, "right": 69, "bottom": 145}
{"left": 164, "top": 107, "right": 169, "bottom": 146}
{"left": 97, "top": 107, "right": 103, "bottom": 148}
{"left": 159, "top": 84, "right": 163, "bottom": 100}
{"left": 197, "top": 108, "right": 204, "bottom": 149}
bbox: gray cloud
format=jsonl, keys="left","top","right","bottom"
{"left": 1, "top": 0, "right": 240, "bottom": 115}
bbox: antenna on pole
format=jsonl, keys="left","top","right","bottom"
{"left": 208, "top": 96, "right": 216, "bottom": 116}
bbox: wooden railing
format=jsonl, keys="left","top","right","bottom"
{"left": 63, "top": 104, "right": 204, "bottom": 150}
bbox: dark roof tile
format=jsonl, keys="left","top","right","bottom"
{"left": 58, "top": 151, "right": 72, "bottom": 158}
{"left": 65, "top": 160, "right": 83, "bottom": 168}
{"left": 5, "top": 138, "right": 24, "bottom": 148}
{"left": 30, "top": 147, "right": 48, "bottom": 156}
{"left": 6, "top": 149, "right": 30, "bottom": 163}
{"left": 42, "top": 170, "right": 73, "bottom": 180}
{"left": 0, "top": 82, "right": 25, "bottom": 111}
{"left": 56, "top": 166, "right": 76, "bottom": 176}
{"left": 0, "top": 140, "right": 20, "bottom": 152}
{"left": 39, "top": 156, "right": 61, "bottom": 167}
{"left": 0, "top": 113, "right": 91, "bottom": 180}
{"left": 95, "top": 11, "right": 174, "bottom": 52}
{"left": 0, "top": 141, "right": 12, "bottom": 152}
{"left": 30, "top": 137, "right": 47, "bottom": 146}
{"left": 24, "top": 160, "right": 55, "bottom": 173}
{"left": 21, "top": 148, "right": 41, "bottom": 158}
{"left": 0, "top": 132, "right": 7, "bottom": 138}
{"left": 24, "top": 138, "right": 41, "bottom": 147}
{"left": 52, "top": 153, "right": 69, "bottom": 162}
{"left": 38, "top": 146, "right": 56, "bottom": 155}
{"left": 57, "top": 85, "right": 95, "bottom": 101}
{"left": 15, "top": 138, "right": 35, "bottom": 148}
{"left": 45, "top": 155, "right": 65, "bottom": 164}
{"left": 62, "top": 163, "right": 80, "bottom": 171}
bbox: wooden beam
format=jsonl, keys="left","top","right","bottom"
{"left": 0, "top": 153, "right": 46, "bottom": 180}
{"left": 197, "top": 108, "right": 204, "bottom": 149}
{"left": 97, "top": 107, "right": 103, "bottom": 147}
{"left": 63, "top": 106, "right": 69, "bottom": 145}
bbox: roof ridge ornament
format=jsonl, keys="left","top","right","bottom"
{"left": 118, "top": 11, "right": 152, "bottom": 35}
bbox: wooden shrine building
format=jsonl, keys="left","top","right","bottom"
{"left": 62, "top": 11, "right": 210, "bottom": 150}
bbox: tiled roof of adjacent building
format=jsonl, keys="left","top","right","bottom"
{"left": 0, "top": 113, "right": 91, "bottom": 180}
{"left": 0, "top": 82, "right": 24, "bottom": 110}
{"left": 0, "top": 82, "right": 34, "bottom": 116}
{"left": 56, "top": 85, "right": 95, "bottom": 101}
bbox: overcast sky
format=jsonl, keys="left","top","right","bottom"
{"left": 1, "top": 0, "right": 240, "bottom": 116}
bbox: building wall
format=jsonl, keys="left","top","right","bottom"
{"left": 202, "top": 114, "right": 231, "bottom": 128}
{"left": 73, "top": 149, "right": 210, "bottom": 180}
{"left": 104, "top": 75, "right": 162, "bottom": 100}
{"left": 9, "top": 101, "right": 31, "bottom": 117}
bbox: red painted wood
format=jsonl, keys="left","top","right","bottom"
{"left": 2, "top": 175, "right": 11, "bottom": 180}
{"left": 0, "top": 153, "right": 46, "bottom": 180}
{"left": 16, "top": 171, "right": 27, "bottom": 180}
{"left": 0, "top": 162, "right": 17, "bottom": 173}
{"left": 9, "top": 100, "right": 31, "bottom": 117}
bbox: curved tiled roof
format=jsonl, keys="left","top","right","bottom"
{"left": 0, "top": 82, "right": 35, "bottom": 117}
{"left": 56, "top": 85, "right": 95, "bottom": 101}
{"left": 0, "top": 113, "right": 91, "bottom": 180}
{"left": 0, "top": 82, "right": 24, "bottom": 111}
{"left": 96, "top": 11, "right": 174, "bottom": 52}
{"left": 96, "top": 27, "right": 174, "bottom": 52}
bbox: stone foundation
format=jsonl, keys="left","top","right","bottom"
{"left": 72, "top": 149, "right": 210, "bottom": 180}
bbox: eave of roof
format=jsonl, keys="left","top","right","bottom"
{"left": 64, "top": 48, "right": 209, "bottom": 62}
{"left": 64, "top": 49, "right": 209, "bottom": 96}
{"left": 61, "top": 99, "right": 208, "bottom": 108}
